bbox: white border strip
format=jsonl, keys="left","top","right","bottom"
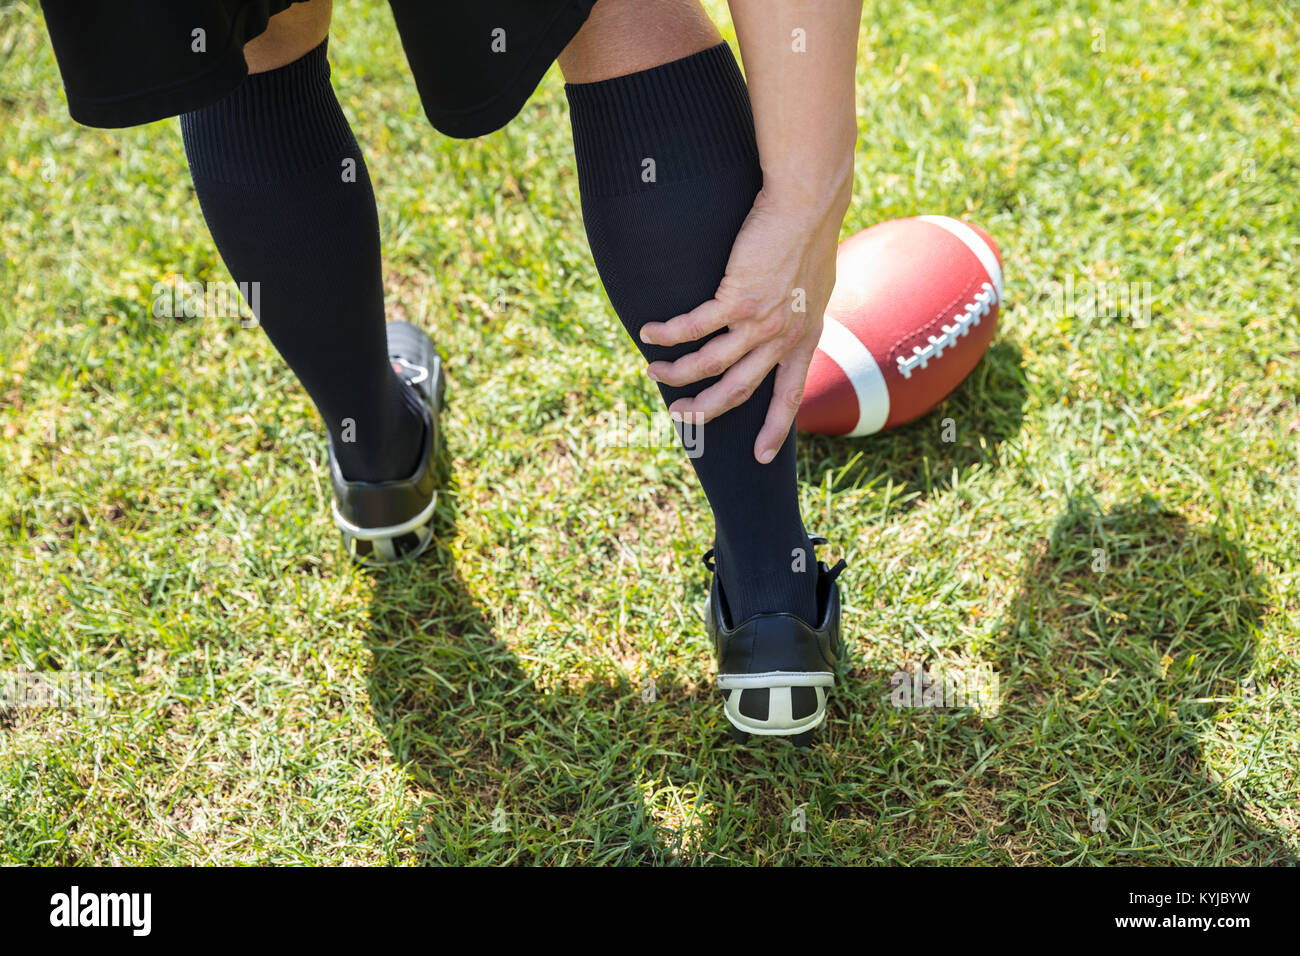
{"left": 918, "top": 214, "right": 1003, "bottom": 303}
{"left": 818, "top": 315, "right": 890, "bottom": 436}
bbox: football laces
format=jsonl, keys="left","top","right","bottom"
{"left": 896, "top": 282, "right": 996, "bottom": 379}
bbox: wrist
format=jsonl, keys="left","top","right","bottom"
{"left": 759, "top": 150, "right": 854, "bottom": 218}
{"left": 760, "top": 159, "right": 854, "bottom": 225}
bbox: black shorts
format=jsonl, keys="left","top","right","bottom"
{"left": 38, "top": 0, "right": 597, "bottom": 137}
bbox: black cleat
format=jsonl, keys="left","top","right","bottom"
{"left": 328, "top": 321, "right": 445, "bottom": 564}
{"left": 706, "top": 538, "right": 846, "bottom": 740}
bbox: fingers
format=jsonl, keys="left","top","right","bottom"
{"left": 753, "top": 354, "right": 814, "bottom": 463}
{"left": 639, "top": 298, "right": 731, "bottom": 348}
{"left": 646, "top": 328, "right": 753, "bottom": 388}
{"left": 667, "top": 344, "right": 780, "bottom": 428}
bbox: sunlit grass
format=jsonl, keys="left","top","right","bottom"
{"left": 1, "top": 0, "right": 1296, "bottom": 864}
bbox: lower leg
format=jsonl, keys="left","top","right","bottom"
{"left": 180, "top": 0, "right": 422, "bottom": 483}
{"left": 558, "top": 0, "right": 719, "bottom": 82}
{"left": 562, "top": 0, "right": 818, "bottom": 623}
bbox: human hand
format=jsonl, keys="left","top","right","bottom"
{"left": 640, "top": 185, "right": 847, "bottom": 463}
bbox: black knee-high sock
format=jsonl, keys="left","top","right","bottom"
{"left": 566, "top": 43, "right": 818, "bottom": 625}
{"left": 180, "top": 39, "right": 421, "bottom": 483}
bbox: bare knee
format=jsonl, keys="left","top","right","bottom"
{"left": 559, "top": 0, "right": 721, "bottom": 83}
{"left": 244, "top": 0, "right": 332, "bottom": 73}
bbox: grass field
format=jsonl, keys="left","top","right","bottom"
{"left": 1, "top": 0, "right": 1297, "bottom": 865}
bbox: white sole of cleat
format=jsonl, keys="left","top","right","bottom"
{"left": 342, "top": 524, "right": 434, "bottom": 564}
{"left": 332, "top": 493, "right": 437, "bottom": 541}
{"left": 336, "top": 494, "right": 437, "bottom": 564}
{"left": 720, "top": 677, "right": 832, "bottom": 736}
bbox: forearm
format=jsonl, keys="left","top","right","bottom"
{"left": 727, "top": 0, "right": 862, "bottom": 215}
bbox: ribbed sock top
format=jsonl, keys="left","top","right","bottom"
{"left": 179, "top": 39, "right": 355, "bottom": 185}
{"left": 565, "top": 42, "right": 759, "bottom": 198}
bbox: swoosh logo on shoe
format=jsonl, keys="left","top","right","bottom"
{"left": 391, "top": 357, "right": 429, "bottom": 385}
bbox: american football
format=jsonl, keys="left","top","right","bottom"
{"left": 797, "top": 215, "right": 1004, "bottom": 437}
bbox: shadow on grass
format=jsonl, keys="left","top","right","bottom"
{"left": 364, "top": 453, "right": 1294, "bottom": 863}
{"left": 778, "top": 494, "right": 1293, "bottom": 864}
{"left": 363, "top": 456, "right": 688, "bottom": 864}
{"left": 799, "top": 340, "right": 1027, "bottom": 503}
{"left": 984, "top": 496, "right": 1293, "bottom": 863}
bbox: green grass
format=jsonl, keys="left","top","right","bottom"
{"left": 1, "top": 0, "right": 1297, "bottom": 865}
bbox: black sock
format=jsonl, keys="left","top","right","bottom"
{"left": 566, "top": 43, "right": 818, "bottom": 625}
{"left": 180, "top": 39, "right": 421, "bottom": 483}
